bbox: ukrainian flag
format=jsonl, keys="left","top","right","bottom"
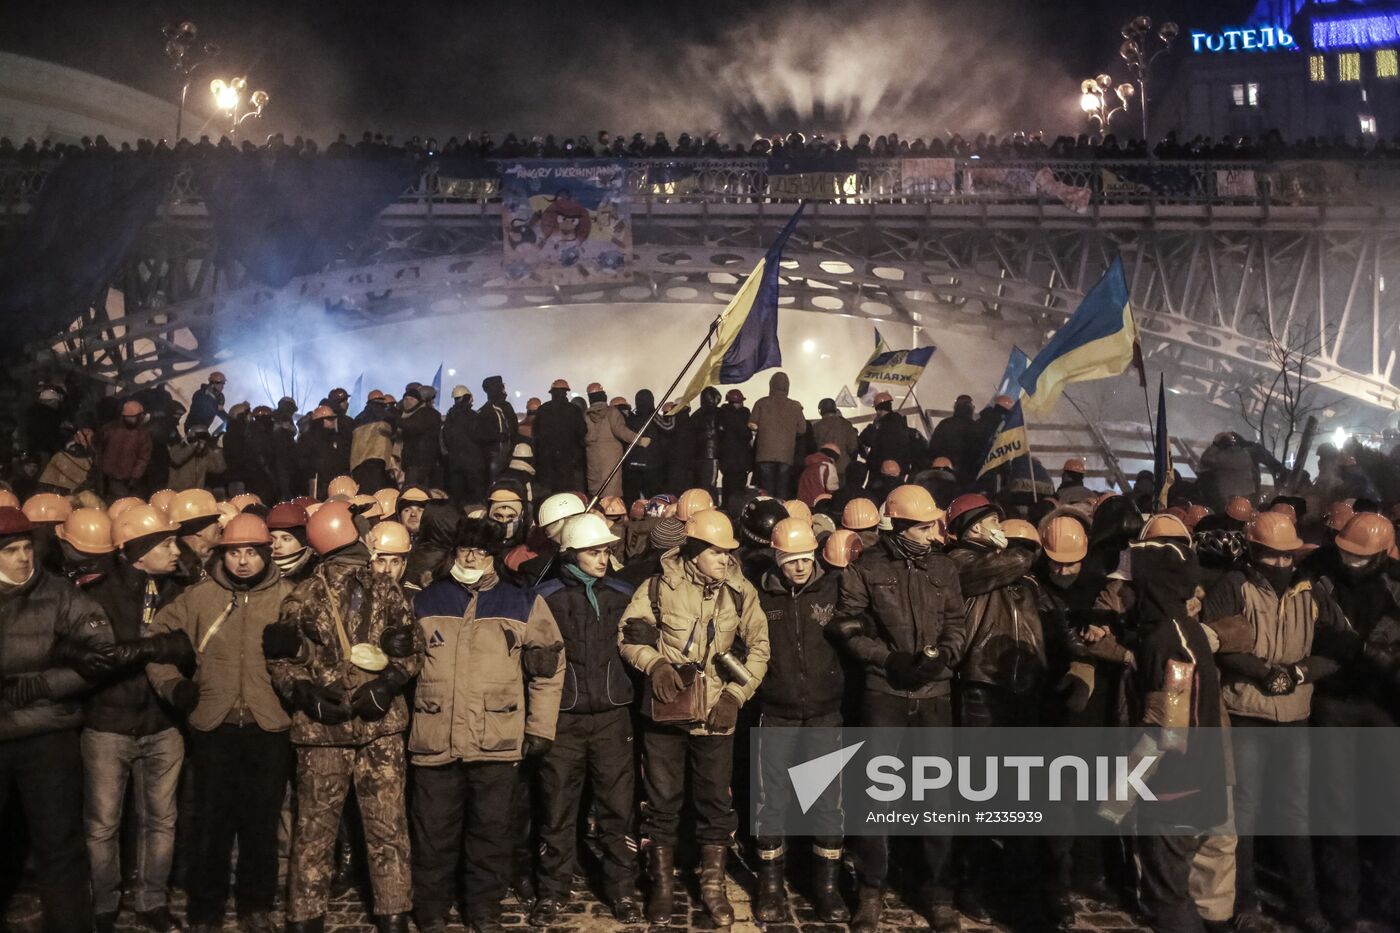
{"left": 978, "top": 347, "right": 1031, "bottom": 479}
{"left": 676, "top": 204, "right": 804, "bottom": 407}
{"left": 1018, "top": 256, "right": 1139, "bottom": 418}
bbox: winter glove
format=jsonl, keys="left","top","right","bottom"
{"left": 523, "top": 734, "right": 553, "bottom": 759}
{"left": 1262, "top": 665, "right": 1297, "bottom": 696}
{"left": 351, "top": 677, "right": 399, "bottom": 721}
{"left": 1057, "top": 672, "right": 1092, "bottom": 713}
{"left": 622, "top": 619, "right": 660, "bottom": 647}
{"left": 706, "top": 692, "right": 742, "bottom": 733}
{"left": 169, "top": 678, "right": 199, "bottom": 713}
{"left": 379, "top": 625, "right": 418, "bottom": 658}
{"left": 884, "top": 650, "right": 944, "bottom": 691}
{"left": 261, "top": 622, "right": 303, "bottom": 661}
{"left": 1079, "top": 630, "right": 1130, "bottom": 665}
{"left": 1, "top": 673, "right": 51, "bottom": 708}
{"left": 290, "top": 681, "right": 352, "bottom": 725}
{"left": 52, "top": 638, "right": 118, "bottom": 681}
{"left": 109, "top": 631, "right": 195, "bottom": 670}
{"left": 522, "top": 641, "right": 564, "bottom": 677}
{"left": 648, "top": 662, "right": 686, "bottom": 704}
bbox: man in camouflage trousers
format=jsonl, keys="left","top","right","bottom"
{"left": 263, "top": 502, "right": 424, "bottom": 933}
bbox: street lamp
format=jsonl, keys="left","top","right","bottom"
{"left": 1078, "top": 74, "right": 1136, "bottom": 130}
{"left": 209, "top": 77, "right": 270, "bottom": 138}
{"left": 162, "top": 21, "right": 218, "bottom": 141}
{"left": 1118, "top": 16, "right": 1179, "bottom": 144}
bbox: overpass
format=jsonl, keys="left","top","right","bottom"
{"left": 6, "top": 156, "right": 1400, "bottom": 418}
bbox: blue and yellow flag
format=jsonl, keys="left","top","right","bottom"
{"left": 676, "top": 204, "right": 803, "bottom": 407}
{"left": 1018, "top": 257, "right": 1139, "bottom": 417}
{"left": 854, "top": 344, "right": 937, "bottom": 390}
{"left": 978, "top": 347, "right": 1031, "bottom": 479}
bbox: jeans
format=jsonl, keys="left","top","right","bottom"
{"left": 753, "top": 712, "right": 844, "bottom": 848}
{"left": 0, "top": 730, "right": 92, "bottom": 933}
{"left": 81, "top": 727, "right": 185, "bottom": 914}
{"left": 754, "top": 462, "right": 791, "bottom": 499}
{"left": 639, "top": 723, "right": 736, "bottom": 847}
{"left": 1228, "top": 714, "right": 1317, "bottom": 916}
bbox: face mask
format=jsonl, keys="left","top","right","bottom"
{"left": 966, "top": 522, "right": 1007, "bottom": 551}
{"left": 1341, "top": 552, "right": 1379, "bottom": 579}
{"left": 274, "top": 548, "right": 309, "bottom": 575}
{"left": 1255, "top": 563, "right": 1294, "bottom": 595}
{"left": 452, "top": 564, "right": 485, "bottom": 586}
{"left": 1048, "top": 571, "right": 1079, "bottom": 590}
{"left": 0, "top": 566, "right": 32, "bottom": 587}
{"left": 493, "top": 518, "right": 519, "bottom": 539}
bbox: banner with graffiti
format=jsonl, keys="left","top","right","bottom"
{"left": 1215, "top": 168, "right": 1257, "bottom": 198}
{"left": 500, "top": 160, "right": 630, "bottom": 284}
{"left": 900, "top": 158, "right": 957, "bottom": 195}
{"left": 964, "top": 166, "right": 1037, "bottom": 197}
{"left": 1033, "top": 167, "right": 1091, "bottom": 213}
{"left": 767, "top": 154, "right": 859, "bottom": 199}
{"left": 1265, "top": 161, "right": 1360, "bottom": 202}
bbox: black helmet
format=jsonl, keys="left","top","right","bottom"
{"left": 700, "top": 386, "right": 721, "bottom": 408}
{"left": 740, "top": 497, "right": 788, "bottom": 547}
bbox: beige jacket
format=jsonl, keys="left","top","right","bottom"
{"left": 409, "top": 573, "right": 564, "bottom": 765}
{"left": 618, "top": 551, "right": 770, "bottom": 735}
{"left": 584, "top": 402, "right": 639, "bottom": 498}
{"left": 146, "top": 563, "right": 295, "bottom": 733}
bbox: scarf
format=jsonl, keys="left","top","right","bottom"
{"left": 274, "top": 547, "right": 312, "bottom": 577}
{"left": 886, "top": 532, "right": 931, "bottom": 561}
{"left": 564, "top": 562, "right": 601, "bottom": 617}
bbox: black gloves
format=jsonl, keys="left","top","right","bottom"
{"left": 290, "top": 681, "right": 352, "bottom": 725}
{"left": 885, "top": 650, "right": 944, "bottom": 691}
{"left": 1262, "top": 665, "right": 1297, "bottom": 696}
{"left": 522, "top": 641, "right": 563, "bottom": 677}
{"left": 622, "top": 619, "right": 660, "bottom": 647}
{"left": 706, "top": 692, "right": 742, "bottom": 733}
{"left": 110, "top": 631, "right": 195, "bottom": 670}
{"left": 1, "top": 673, "right": 51, "bottom": 708}
{"left": 52, "top": 638, "right": 118, "bottom": 681}
{"left": 261, "top": 622, "right": 303, "bottom": 661}
{"left": 523, "top": 734, "right": 553, "bottom": 758}
{"left": 169, "top": 678, "right": 199, "bottom": 713}
{"left": 379, "top": 626, "right": 418, "bottom": 658}
{"left": 649, "top": 662, "right": 686, "bottom": 704}
{"left": 351, "top": 677, "right": 400, "bottom": 721}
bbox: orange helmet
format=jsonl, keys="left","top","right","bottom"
{"left": 1142, "top": 514, "right": 1191, "bottom": 541}
{"left": 629, "top": 499, "right": 648, "bottom": 521}
{"left": 931, "top": 456, "right": 954, "bottom": 470}
{"left": 598, "top": 495, "right": 627, "bottom": 519}
{"left": 55, "top": 508, "right": 115, "bottom": 555}
{"left": 22, "top": 493, "right": 71, "bottom": 524}
{"left": 307, "top": 501, "right": 358, "bottom": 555}
{"left": 220, "top": 513, "right": 272, "bottom": 547}
{"left": 148, "top": 489, "right": 176, "bottom": 517}
{"left": 822, "top": 528, "right": 864, "bottom": 568}
{"left": 676, "top": 488, "right": 716, "bottom": 522}
{"left": 1226, "top": 496, "right": 1257, "bottom": 522}
{"left": 1335, "top": 513, "right": 1396, "bottom": 557}
{"left": 112, "top": 504, "right": 178, "bottom": 548}
{"left": 0, "top": 489, "right": 17, "bottom": 510}
{"left": 1247, "top": 512, "right": 1303, "bottom": 552}
{"left": 783, "top": 499, "right": 813, "bottom": 524}
{"left": 879, "top": 460, "right": 903, "bottom": 478}
{"left": 107, "top": 497, "right": 144, "bottom": 522}
{"left": 1002, "top": 518, "right": 1040, "bottom": 547}
{"left": 1326, "top": 500, "right": 1356, "bottom": 532}
{"left": 167, "top": 488, "right": 219, "bottom": 525}
{"left": 770, "top": 517, "right": 818, "bottom": 555}
{"left": 327, "top": 476, "right": 359, "bottom": 500}
{"left": 1183, "top": 503, "right": 1212, "bottom": 529}
{"left": 120, "top": 399, "right": 144, "bottom": 418}
{"left": 266, "top": 502, "right": 309, "bottom": 530}
{"left": 872, "top": 391, "right": 893, "bottom": 406}
{"left": 229, "top": 493, "right": 263, "bottom": 513}
{"left": 1038, "top": 514, "right": 1089, "bottom": 563}
{"left": 374, "top": 488, "right": 400, "bottom": 517}
{"left": 685, "top": 509, "right": 740, "bottom": 550}
{"left": 1092, "top": 491, "right": 1120, "bottom": 515}
{"left": 1062, "top": 458, "right": 1087, "bottom": 474}
{"left": 947, "top": 493, "right": 999, "bottom": 535}
{"left": 841, "top": 497, "right": 881, "bottom": 531}
{"left": 551, "top": 378, "right": 570, "bottom": 391}
{"left": 367, "top": 520, "right": 413, "bottom": 556}
{"left": 1269, "top": 501, "right": 1298, "bottom": 523}
{"left": 400, "top": 486, "right": 432, "bottom": 505}
{"left": 350, "top": 494, "right": 384, "bottom": 519}
{"left": 310, "top": 405, "right": 336, "bottom": 420}
{"left": 611, "top": 396, "right": 628, "bottom": 408}
{"left": 526, "top": 397, "right": 542, "bottom": 413}
{"left": 884, "top": 485, "right": 945, "bottom": 524}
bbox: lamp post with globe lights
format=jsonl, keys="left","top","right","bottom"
{"left": 1118, "top": 15, "right": 1179, "bottom": 145}
{"left": 1079, "top": 74, "right": 1136, "bottom": 131}
{"left": 209, "top": 78, "right": 270, "bottom": 139}
{"left": 162, "top": 21, "right": 218, "bottom": 141}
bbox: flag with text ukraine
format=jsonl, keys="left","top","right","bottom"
{"left": 676, "top": 204, "right": 803, "bottom": 406}
{"left": 1018, "top": 257, "right": 1138, "bottom": 417}
{"left": 979, "top": 347, "right": 1031, "bottom": 478}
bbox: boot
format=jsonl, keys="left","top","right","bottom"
{"left": 852, "top": 886, "right": 883, "bottom": 933}
{"left": 645, "top": 844, "right": 676, "bottom": 924}
{"left": 371, "top": 914, "right": 409, "bottom": 933}
{"left": 698, "top": 844, "right": 735, "bottom": 928}
{"left": 753, "top": 846, "right": 786, "bottom": 922}
{"left": 284, "top": 920, "right": 324, "bottom": 933}
{"left": 811, "top": 847, "right": 850, "bottom": 922}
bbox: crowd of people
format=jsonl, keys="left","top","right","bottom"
{"left": 3, "top": 366, "right": 1400, "bottom": 933}
{"left": 3, "top": 125, "right": 1400, "bottom": 174}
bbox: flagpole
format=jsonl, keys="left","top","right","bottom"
{"left": 1023, "top": 417, "right": 1040, "bottom": 503}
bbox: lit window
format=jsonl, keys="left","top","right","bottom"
{"left": 1232, "top": 83, "right": 1246, "bottom": 105}
{"left": 1379, "top": 49, "right": 1399, "bottom": 77}
{"left": 1340, "top": 52, "right": 1362, "bottom": 81}
{"left": 1310, "top": 54, "right": 1327, "bottom": 81}
{"left": 1231, "top": 82, "right": 1261, "bottom": 107}
{"left": 1361, "top": 114, "right": 1378, "bottom": 134}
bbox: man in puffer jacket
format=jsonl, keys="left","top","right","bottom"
{"left": 751, "top": 518, "right": 849, "bottom": 923}
{"left": 583, "top": 382, "right": 647, "bottom": 499}
{"left": 530, "top": 513, "right": 643, "bottom": 926}
{"left": 749, "top": 371, "right": 806, "bottom": 498}
{"left": 264, "top": 501, "right": 424, "bottom": 933}
{"left": 0, "top": 506, "right": 115, "bottom": 933}
{"left": 409, "top": 517, "right": 564, "bottom": 933}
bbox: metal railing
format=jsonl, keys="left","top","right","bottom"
{"left": 2, "top": 156, "right": 1398, "bottom": 216}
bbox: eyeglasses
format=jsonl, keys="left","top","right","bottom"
{"left": 459, "top": 548, "right": 492, "bottom": 561}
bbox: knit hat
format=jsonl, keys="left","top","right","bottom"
{"left": 123, "top": 530, "right": 174, "bottom": 564}
{"left": 482, "top": 375, "right": 505, "bottom": 396}
{"left": 649, "top": 517, "right": 687, "bottom": 551}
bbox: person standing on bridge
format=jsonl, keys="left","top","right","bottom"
{"left": 532, "top": 379, "right": 587, "bottom": 497}
{"left": 750, "top": 372, "right": 806, "bottom": 499}
{"left": 185, "top": 372, "right": 228, "bottom": 435}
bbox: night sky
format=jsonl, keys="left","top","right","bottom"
{"left": 2, "top": 0, "right": 1255, "bottom": 141}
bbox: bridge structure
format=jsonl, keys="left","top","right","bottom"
{"left": 5, "top": 157, "right": 1400, "bottom": 420}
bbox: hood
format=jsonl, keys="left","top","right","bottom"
{"left": 586, "top": 402, "right": 611, "bottom": 421}
{"left": 769, "top": 371, "right": 789, "bottom": 397}
{"left": 209, "top": 558, "right": 283, "bottom": 592}
{"left": 416, "top": 501, "right": 461, "bottom": 551}
{"left": 634, "top": 389, "right": 655, "bottom": 418}
{"left": 804, "top": 450, "right": 832, "bottom": 466}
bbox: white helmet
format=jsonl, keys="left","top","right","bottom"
{"left": 538, "top": 492, "right": 587, "bottom": 531}
{"left": 559, "top": 513, "right": 621, "bottom": 551}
